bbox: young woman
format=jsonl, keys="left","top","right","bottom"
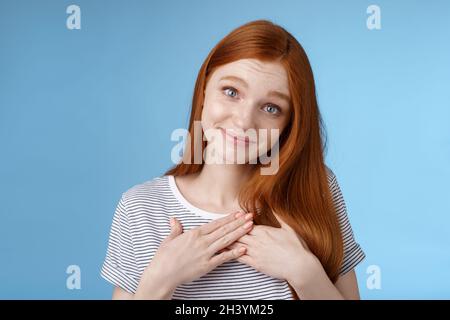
{"left": 101, "top": 20, "right": 366, "bottom": 300}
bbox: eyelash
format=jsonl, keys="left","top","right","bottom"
{"left": 221, "top": 86, "right": 282, "bottom": 116}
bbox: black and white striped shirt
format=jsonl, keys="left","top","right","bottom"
{"left": 101, "top": 169, "right": 366, "bottom": 299}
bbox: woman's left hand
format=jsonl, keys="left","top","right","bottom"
{"left": 227, "top": 212, "right": 322, "bottom": 287}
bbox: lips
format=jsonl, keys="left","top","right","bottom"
{"left": 219, "top": 128, "right": 254, "bottom": 144}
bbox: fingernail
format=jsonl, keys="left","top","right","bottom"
{"left": 242, "top": 221, "right": 253, "bottom": 229}
{"left": 235, "top": 212, "right": 244, "bottom": 219}
{"left": 238, "top": 247, "right": 246, "bottom": 254}
{"left": 244, "top": 213, "right": 253, "bottom": 220}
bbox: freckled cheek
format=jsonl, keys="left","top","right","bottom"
{"left": 202, "top": 99, "right": 232, "bottom": 126}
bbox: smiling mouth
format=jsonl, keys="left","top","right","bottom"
{"left": 219, "top": 128, "right": 255, "bottom": 144}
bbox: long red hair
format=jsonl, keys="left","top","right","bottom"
{"left": 164, "top": 20, "right": 344, "bottom": 299}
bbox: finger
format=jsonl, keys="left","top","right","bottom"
{"left": 164, "top": 217, "right": 183, "bottom": 242}
{"left": 236, "top": 254, "right": 253, "bottom": 266}
{"left": 236, "top": 234, "right": 254, "bottom": 245}
{"left": 207, "top": 215, "right": 254, "bottom": 253}
{"left": 207, "top": 221, "right": 252, "bottom": 255}
{"left": 206, "top": 212, "right": 254, "bottom": 244}
{"left": 225, "top": 241, "right": 247, "bottom": 251}
{"left": 198, "top": 211, "right": 244, "bottom": 235}
{"left": 216, "top": 240, "right": 247, "bottom": 254}
{"left": 228, "top": 233, "right": 254, "bottom": 246}
{"left": 209, "top": 247, "right": 246, "bottom": 269}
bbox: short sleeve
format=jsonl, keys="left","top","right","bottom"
{"left": 100, "top": 195, "right": 140, "bottom": 294}
{"left": 328, "top": 170, "right": 366, "bottom": 277}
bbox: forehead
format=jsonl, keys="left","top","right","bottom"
{"left": 210, "top": 58, "right": 289, "bottom": 94}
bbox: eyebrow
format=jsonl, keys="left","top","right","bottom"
{"left": 219, "top": 75, "right": 291, "bottom": 104}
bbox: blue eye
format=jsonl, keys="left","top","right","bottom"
{"left": 223, "top": 87, "right": 238, "bottom": 98}
{"left": 264, "top": 104, "right": 281, "bottom": 115}
{"left": 222, "top": 86, "right": 281, "bottom": 116}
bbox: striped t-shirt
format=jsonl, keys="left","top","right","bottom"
{"left": 101, "top": 169, "right": 366, "bottom": 299}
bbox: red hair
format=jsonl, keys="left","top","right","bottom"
{"left": 165, "top": 20, "right": 344, "bottom": 299}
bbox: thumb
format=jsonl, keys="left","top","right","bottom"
{"left": 166, "top": 217, "right": 183, "bottom": 241}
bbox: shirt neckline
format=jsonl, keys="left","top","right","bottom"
{"left": 167, "top": 174, "right": 234, "bottom": 220}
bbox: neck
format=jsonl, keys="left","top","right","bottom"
{"left": 194, "top": 163, "right": 253, "bottom": 208}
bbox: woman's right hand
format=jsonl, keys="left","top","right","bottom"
{"left": 135, "top": 211, "right": 254, "bottom": 299}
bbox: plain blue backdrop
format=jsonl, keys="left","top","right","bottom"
{"left": 1, "top": 0, "right": 449, "bottom": 299}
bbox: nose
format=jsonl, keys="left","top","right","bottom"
{"left": 231, "top": 101, "right": 256, "bottom": 131}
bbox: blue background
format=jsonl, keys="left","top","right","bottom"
{"left": 1, "top": 0, "right": 449, "bottom": 299}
